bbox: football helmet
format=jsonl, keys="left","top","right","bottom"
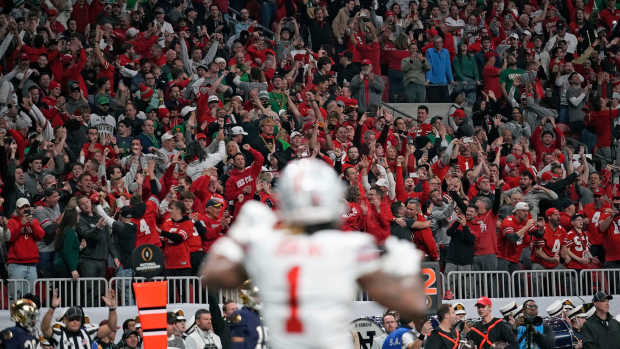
{"left": 276, "top": 158, "right": 345, "bottom": 225}
{"left": 10, "top": 298, "right": 39, "bottom": 332}
{"left": 239, "top": 280, "right": 262, "bottom": 311}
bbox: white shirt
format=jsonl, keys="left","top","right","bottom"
{"left": 185, "top": 328, "right": 222, "bottom": 349}
{"left": 544, "top": 33, "right": 578, "bottom": 53}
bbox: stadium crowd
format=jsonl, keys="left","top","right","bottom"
{"left": 0, "top": 0, "right": 619, "bottom": 304}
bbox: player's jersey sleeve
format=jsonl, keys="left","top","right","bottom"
{"left": 351, "top": 233, "right": 382, "bottom": 279}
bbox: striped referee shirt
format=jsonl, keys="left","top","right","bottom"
{"left": 51, "top": 325, "right": 98, "bottom": 349}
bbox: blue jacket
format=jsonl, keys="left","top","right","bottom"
{"left": 382, "top": 327, "right": 410, "bottom": 349}
{"left": 425, "top": 48, "right": 453, "bottom": 85}
{"left": 517, "top": 324, "right": 544, "bottom": 349}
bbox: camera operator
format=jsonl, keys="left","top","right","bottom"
{"left": 6, "top": 198, "right": 45, "bottom": 300}
{"left": 516, "top": 300, "right": 554, "bottom": 349}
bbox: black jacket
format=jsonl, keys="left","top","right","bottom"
{"left": 467, "top": 318, "right": 517, "bottom": 349}
{"left": 582, "top": 312, "right": 620, "bottom": 349}
{"left": 446, "top": 221, "right": 475, "bottom": 265}
{"left": 111, "top": 221, "right": 137, "bottom": 269}
{"left": 425, "top": 327, "right": 461, "bottom": 349}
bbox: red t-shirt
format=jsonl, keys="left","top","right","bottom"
{"left": 531, "top": 224, "right": 566, "bottom": 269}
{"left": 588, "top": 110, "right": 619, "bottom": 148}
{"left": 413, "top": 214, "right": 439, "bottom": 261}
{"left": 472, "top": 211, "right": 498, "bottom": 256}
{"left": 160, "top": 218, "right": 192, "bottom": 270}
{"left": 498, "top": 215, "right": 536, "bottom": 263}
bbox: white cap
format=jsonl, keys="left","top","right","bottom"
{"left": 290, "top": 131, "right": 304, "bottom": 139}
{"left": 126, "top": 27, "right": 139, "bottom": 38}
{"left": 279, "top": 109, "right": 288, "bottom": 116}
{"left": 453, "top": 302, "right": 466, "bottom": 316}
{"left": 16, "top": 197, "right": 30, "bottom": 208}
{"left": 613, "top": 92, "right": 620, "bottom": 100}
{"left": 500, "top": 301, "right": 518, "bottom": 316}
{"left": 546, "top": 300, "right": 563, "bottom": 317}
{"left": 180, "top": 106, "right": 197, "bottom": 117}
{"left": 161, "top": 132, "right": 174, "bottom": 141}
{"left": 208, "top": 95, "right": 219, "bottom": 103}
{"left": 523, "top": 30, "right": 532, "bottom": 36}
{"left": 510, "top": 33, "right": 519, "bottom": 39}
{"left": 231, "top": 126, "right": 248, "bottom": 136}
{"left": 375, "top": 178, "right": 389, "bottom": 188}
{"left": 513, "top": 201, "right": 530, "bottom": 212}
{"left": 214, "top": 57, "right": 226, "bottom": 64}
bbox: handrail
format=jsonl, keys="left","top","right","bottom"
{"left": 227, "top": 7, "right": 275, "bottom": 38}
{"left": 380, "top": 102, "right": 417, "bottom": 120}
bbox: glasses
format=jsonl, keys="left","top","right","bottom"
{"left": 526, "top": 304, "right": 538, "bottom": 309}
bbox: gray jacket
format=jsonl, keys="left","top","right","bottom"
{"left": 77, "top": 212, "right": 118, "bottom": 262}
{"left": 430, "top": 202, "right": 454, "bottom": 246}
{"left": 402, "top": 56, "right": 431, "bottom": 85}
{"left": 503, "top": 186, "right": 558, "bottom": 219}
{"left": 350, "top": 74, "right": 385, "bottom": 113}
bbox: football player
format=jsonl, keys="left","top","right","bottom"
{"left": 203, "top": 158, "right": 428, "bottom": 349}
{"left": 1, "top": 296, "right": 40, "bottom": 349}
{"left": 229, "top": 281, "right": 267, "bottom": 349}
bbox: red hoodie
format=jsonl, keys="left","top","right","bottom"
{"left": 7, "top": 216, "right": 45, "bottom": 264}
{"left": 161, "top": 217, "right": 192, "bottom": 270}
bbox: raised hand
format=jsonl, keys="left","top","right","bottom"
{"left": 101, "top": 288, "right": 117, "bottom": 308}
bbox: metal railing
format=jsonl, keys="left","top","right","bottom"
{"left": 0, "top": 279, "right": 32, "bottom": 309}
{"left": 581, "top": 269, "right": 620, "bottom": 296}
{"left": 512, "top": 270, "right": 581, "bottom": 298}
{"left": 34, "top": 278, "right": 108, "bottom": 308}
{"left": 447, "top": 271, "right": 511, "bottom": 299}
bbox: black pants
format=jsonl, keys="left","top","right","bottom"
{"left": 190, "top": 251, "right": 205, "bottom": 276}
{"left": 165, "top": 268, "right": 193, "bottom": 303}
{"left": 78, "top": 259, "right": 106, "bottom": 306}
{"left": 426, "top": 85, "right": 450, "bottom": 103}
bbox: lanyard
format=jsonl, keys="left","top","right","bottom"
{"left": 470, "top": 319, "right": 503, "bottom": 349}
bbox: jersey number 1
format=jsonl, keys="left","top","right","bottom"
{"left": 286, "top": 266, "right": 304, "bottom": 333}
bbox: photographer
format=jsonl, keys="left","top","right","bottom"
{"left": 6, "top": 198, "right": 45, "bottom": 300}
{"left": 516, "top": 300, "right": 554, "bottom": 349}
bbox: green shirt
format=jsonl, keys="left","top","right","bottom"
{"left": 499, "top": 67, "right": 525, "bottom": 98}
{"left": 54, "top": 228, "right": 80, "bottom": 274}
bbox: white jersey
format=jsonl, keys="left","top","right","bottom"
{"left": 213, "top": 201, "right": 422, "bottom": 349}
{"left": 89, "top": 113, "right": 116, "bottom": 138}
{"left": 245, "top": 231, "right": 380, "bottom": 349}
{"left": 214, "top": 201, "right": 381, "bottom": 349}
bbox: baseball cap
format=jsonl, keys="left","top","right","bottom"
{"left": 16, "top": 197, "right": 30, "bottom": 208}
{"left": 206, "top": 199, "right": 222, "bottom": 208}
{"left": 593, "top": 291, "right": 613, "bottom": 303}
{"left": 509, "top": 33, "right": 519, "bottom": 40}
{"left": 545, "top": 207, "right": 559, "bottom": 217}
{"left": 214, "top": 57, "right": 226, "bottom": 64}
{"left": 290, "top": 131, "right": 304, "bottom": 139}
{"left": 361, "top": 58, "right": 372, "bottom": 65}
{"left": 231, "top": 126, "right": 248, "bottom": 136}
{"left": 196, "top": 133, "right": 207, "bottom": 140}
{"left": 161, "top": 132, "right": 174, "bottom": 142}
{"left": 451, "top": 109, "right": 466, "bottom": 118}
{"left": 476, "top": 297, "right": 492, "bottom": 307}
{"left": 180, "top": 106, "right": 196, "bottom": 117}
{"left": 258, "top": 90, "right": 270, "bottom": 100}
{"left": 208, "top": 95, "right": 219, "bottom": 103}
{"left": 97, "top": 95, "right": 110, "bottom": 105}
{"left": 119, "top": 206, "right": 134, "bottom": 218}
{"left": 513, "top": 201, "right": 530, "bottom": 212}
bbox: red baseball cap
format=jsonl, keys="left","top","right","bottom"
{"left": 196, "top": 133, "right": 207, "bottom": 140}
{"left": 361, "top": 58, "right": 372, "bottom": 65}
{"left": 451, "top": 109, "right": 466, "bottom": 118}
{"left": 476, "top": 296, "right": 492, "bottom": 307}
{"left": 19, "top": 52, "right": 28, "bottom": 61}
{"left": 545, "top": 207, "right": 560, "bottom": 217}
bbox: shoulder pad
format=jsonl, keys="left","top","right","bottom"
{"left": 228, "top": 201, "right": 277, "bottom": 243}
{"left": 1, "top": 329, "right": 13, "bottom": 341}
{"left": 232, "top": 314, "right": 243, "bottom": 324}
